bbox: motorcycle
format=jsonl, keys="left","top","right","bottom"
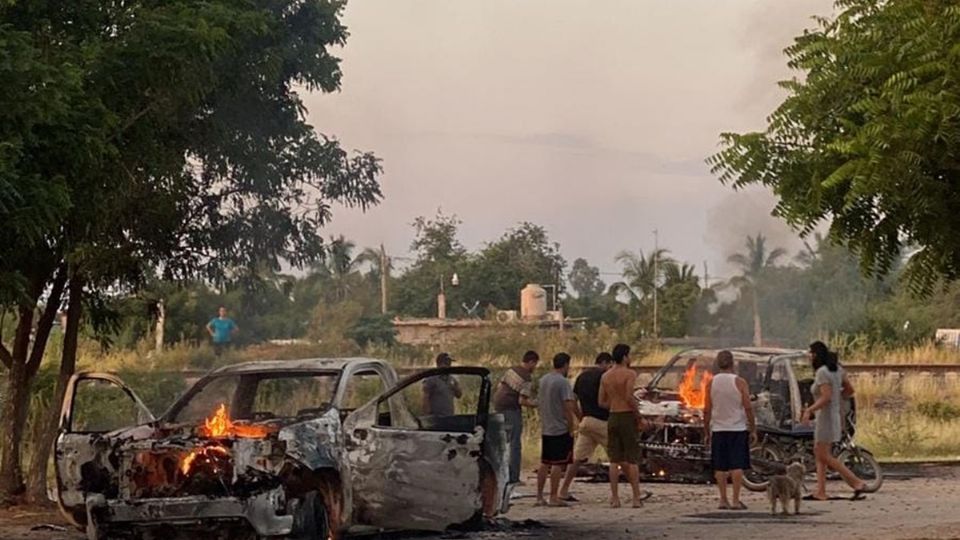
{"left": 743, "top": 401, "right": 883, "bottom": 493}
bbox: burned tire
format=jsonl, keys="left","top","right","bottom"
{"left": 288, "top": 491, "right": 329, "bottom": 540}
{"left": 743, "top": 444, "right": 782, "bottom": 492}
{"left": 838, "top": 448, "right": 883, "bottom": 493}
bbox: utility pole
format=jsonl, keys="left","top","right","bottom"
{"left": 703, "top": 260, "right": 709, "bottom": 290}
{"left": 653, "top": 229, "right": 659, "bottom": 339}
{"left": 437, "top": 274, "right": 446, "bottom": 320}
{"left": 379, "top": 244, "right": 388, "bottom": 314}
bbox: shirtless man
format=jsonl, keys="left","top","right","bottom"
{"left": 599, "top": 343, "right": 646, "bottom": 508}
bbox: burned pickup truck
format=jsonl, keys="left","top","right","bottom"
{"left": 633, "top": 348, "right": 881, "bottom": 492}
{"left": 633, "top": 348, "right": 804, "bottom": 486}
{"left": 55, "top": 359, "right": 510, "bottom": 539}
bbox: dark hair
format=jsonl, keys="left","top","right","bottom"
{"left": 716, "top": 350, "right": 734, "bottom": 370}
{"left": 522, "top": 350, "right": 540, "bottom": 363}
{"left": 595, "top": 352, "right": 614, "bottom": 365}
{"left": 553, "top": 352, "right": 571, "bottom": 369}
{"left": 611, "top": 344, "right": 630, "bottom": 364}
{"left": 809, "top": 341, "right": 839, "bottom": 372}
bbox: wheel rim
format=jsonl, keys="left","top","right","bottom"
{"left": 745, "top": 445, "right": 781, "bottom": 485}
{"left": 843, "top": 452, "right": 880, "bottom": 484}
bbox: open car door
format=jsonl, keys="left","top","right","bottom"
{"left": 343, "top": 367, "right": 496, "bottom": 532}
{"left": 55, "top": 373, "right": 154, "bottom": 528}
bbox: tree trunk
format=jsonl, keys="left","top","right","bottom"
{"left": 752, "top": 291, "right": 762, "bottom": 347}
{"left": 0, "top": 307, "right": 36, "bottom": 501}
{"left": 154, "top": 299, "right": 165, "bottom": 352}
{"left": 26, "top": 274, "right": 81, "bottom": 503}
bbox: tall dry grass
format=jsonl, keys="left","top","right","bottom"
{"left": 64, "top": 334, "right": 960, "bottom": 464}
{"left": 836, "top": 341, "right": 960, "bottom": 364}
{"left": 854, "top": 372, "right": 960, "bottom": 460}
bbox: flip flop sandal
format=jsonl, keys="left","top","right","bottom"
{"left": 731, "top": 502, "right": 748, "bottom": 510}
{"left": 718, "top": 503, "right": 731, "bottom": 510}
{"left": 559, "top": 494, "right": 580, "bottom": 502}
{"left": 850, "top": 490, "right": 867, "bottom": 501}
{"left": 802, "top": 495, "right": 828, "bottom": 501}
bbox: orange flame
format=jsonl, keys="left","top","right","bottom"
{"left": 180, "top": 445, "right": 229, "bottom": 475}
{"left": 180, "top": 404, "right": 273, "bottom": 476}
{"left": 199, "top": 404, "right": 272, "bottom": 439}
{"left": 677, "top": 365, "right": 713, "bottom": 409}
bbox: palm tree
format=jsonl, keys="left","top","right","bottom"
{"left": 613, "top": 248, "right": 673, "bottom": 301}
{"left": 663, "top": 262, "right": 699, "bottom": 287}
{"left": 727, "top": 233, "right": 785, "bottom": 346}
{"left": 355, "top": 245, "right": 392, "bottom": 314}
{"left": 304, "top": 235, "right": 361, "bottom": 302}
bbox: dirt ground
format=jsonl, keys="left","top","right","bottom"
{"left": 4, "top": 466, "right": 960, "bottom": 540}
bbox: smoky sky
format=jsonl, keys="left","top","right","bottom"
{"left": 302, "top": 0, "right": 835, "bottom": 281}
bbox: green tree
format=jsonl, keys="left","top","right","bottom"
{"left": 0, "top": 0, "right": 382, "bottom": 501}
{"left": 612, "top": 249, "right": 673, "bottom": 302}
{"left": 467, "top": 222, "right": 567, "bottom": 310}
{"left": 710, "top": 0, "right": 960, "bottom": 293}
{"left": 658, "top": 263, "right": 702, "bottom": 337}
{"left": 391, "top": 211, "right": 469, "bottom": 317}
{"left": 568, "top": 258, "right": 605, "bottom": 299}
{"left": 727, "top": 234, "right": 786, "bottom": 346}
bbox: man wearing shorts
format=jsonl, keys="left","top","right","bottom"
{"left": 599, "top": 343, "right": 646, "bottom": 508}
{"left": 536, "top": 352, "right": 579, "bottom": 506}
{"left": 558, "top": 352, "right": 614, "bottom": 502}
{"left": 704, "top": 350, "right": 757, "bottom": 510}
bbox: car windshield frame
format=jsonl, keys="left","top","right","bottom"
{"left": 647, "top": 352, "right": 771, "bottom": 393}
{"left": 162, "top": 368, "right": 344, "bottom": 424}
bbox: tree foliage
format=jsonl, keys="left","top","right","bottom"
{"left": 0, "top": 0, "right": 382, "bottom": 500}
{"left": 710, "top": 0, "right": 960, "bottom": 293}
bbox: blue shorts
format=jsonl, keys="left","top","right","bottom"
{"left": 711, "top": 431, "right": 751, "bottom": 472}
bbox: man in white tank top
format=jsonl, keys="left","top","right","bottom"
{"left": 703, "top": 350, "right": 758, "bottom": 510}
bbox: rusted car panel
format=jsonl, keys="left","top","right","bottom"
{"left": 54, "top": 359, "right": 509, "bottom": 539}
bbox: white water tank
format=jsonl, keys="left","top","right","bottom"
{"left": 520, "top": 284, "right": 548, "bottom": 320}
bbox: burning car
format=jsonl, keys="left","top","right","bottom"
{"left": 633, "top": 348, "right": 806, "bottom": 485}
{"left": 54, "top": 359, "right": 510, "bottom": 539}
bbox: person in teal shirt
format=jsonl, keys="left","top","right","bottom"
{"left": 207, "top": 306, "right": 238, "bottom": 355}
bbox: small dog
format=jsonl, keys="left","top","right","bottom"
{"left": 766, "top": 462, "right": 805, "bottom": 515}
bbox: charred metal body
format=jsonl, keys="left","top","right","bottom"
{"left": 634, "top": 348, "right": 806, "bottom": 483}
{"left": 54, "top": 359, "right": 510, "bottom": 539}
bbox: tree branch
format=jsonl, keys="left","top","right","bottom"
{"left": 26, "top": 263, "right": 68, "bottom": 377}
{"left": 0, "top": 342, "right": 11, "bottom": 370}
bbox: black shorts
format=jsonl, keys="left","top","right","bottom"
{"left": 541, "top": 433, "right": 574, "bottom": 465}
{"left": 711, "top": 431, "right": 751, "bottom": 472}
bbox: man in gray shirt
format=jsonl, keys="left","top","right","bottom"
{"left": 536, "top": 352, "right": 580, "bottom": 506}
{"left": 423, "top": 353, "right": 462, "bottom": 416}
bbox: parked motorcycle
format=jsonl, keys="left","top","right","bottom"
{"left": 743, "top": 403, "right": 883, "bottom": 493}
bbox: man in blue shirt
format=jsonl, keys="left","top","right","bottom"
{"left": 206, "top": 306, "right": 238, "bottom": 355}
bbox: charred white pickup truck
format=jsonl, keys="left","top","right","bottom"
{"left": 54, "top": 359, "right": 510, "bottom": 539}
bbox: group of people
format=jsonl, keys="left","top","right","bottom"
{"left": 492, "top": 344, "right": 650, "bottom": 508}
{"left": 487, "top": 340, "right": 869, "bottom": 511}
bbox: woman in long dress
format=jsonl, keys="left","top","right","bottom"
{"left": 800, "top": 341, "right": 867, "bottom": 501}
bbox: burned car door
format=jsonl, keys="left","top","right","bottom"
{"left": 55, "top": 373, "right": 155, "bottom": 527}
{"left": 343, "top": 367, "right": 493, "bottom": 532}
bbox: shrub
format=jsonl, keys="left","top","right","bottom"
{"left": 916, "top": 400, "right": 960, "bottom": 422}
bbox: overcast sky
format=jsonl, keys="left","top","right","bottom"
{"left": 303, "top": 0, "right": 835, "bottom": 282}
